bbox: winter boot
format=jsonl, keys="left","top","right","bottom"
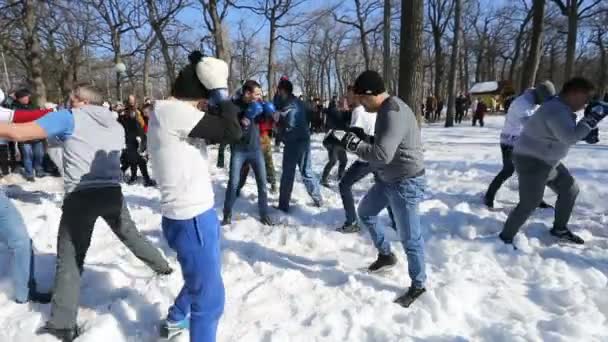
{"left": 538, "top": 201, "right": 554, "bottom": 209}
{"left": 313, "top": 198, "right": 324, "bottom": 208}
{"left": 160, "top": 317, "right": 189, "bottom": 339}
{"left": 336, "top": 222, "right": 360, "bottom": 233}
{"left": 221, "top": 212, "right": 232, "bottom": 226}
{"left": 368, "top": 252, "right": 397, "bottom": 273}
{"left": 127, "top": 176, "right": 138, "bottom": 185}
{"left": 260, "top": 215, "right": 274, "bottom": 226}
{"left": 550, "top": 227, "right": 584, "bottom": 244}
{"left": 37, "top": 324, "right": 79, "bottom": 342}
{"left": 144, "top": 179, "right": 157, "bottom": 187}
{"left": 394, "top": 287, "right": 426, "bottom": 308}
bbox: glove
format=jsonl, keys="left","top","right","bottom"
{"left": 583, "top": 128, "right": 599, "bottom": 144}
{"left": 195, "top": 56, "right": 229, "bottom": 90}
{"left": 341, "top": 131, "right": 362, "bottom": 153}
{"left": 582, "top": 101, "right": 608, "bottom": 128}
{"left": 348, "top": 127, "right": 373, "bottom": 143}
{"left": 244, "top": 102, "right": 264, "bottom": 120}
{"left": 262, "top": 101, "right": 276, "bottom": 116}
{"left": 323, "top": 130, "right": 342, "bottom": 148}
{"left": 189, "top": 100, "right": 242, "bottom": 144}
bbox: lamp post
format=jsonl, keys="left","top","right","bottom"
{"left": 114, "top": 61, "right": 126, "bottom": 102}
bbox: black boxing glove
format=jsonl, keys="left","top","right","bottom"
{"left": 189, "top": 100, "right": 242, "bottom": 144}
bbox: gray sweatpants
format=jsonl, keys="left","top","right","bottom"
{"left": 501, "top": 154, "right": 580, "bottom": 240}
{"left": 49, "top": 187, "right": 171, "bottom": 329}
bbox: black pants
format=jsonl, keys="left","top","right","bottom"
{"left": 455, "top": 108, "right": 465, "bottom": 124}
{"left": 8, "top": 142, "right": 18, "bottom": 170}
{"left": 217, "top": 143, "right": 227, "bottom": 168}
{"left": 473, "top": 114, "right": 484, "bottom": 127}
{"left": 501, "top": 156, "right": 579, "bottom": 240}
{"left": 0, "top": 144, "right": 10, "bottom": 175}
{"left": 485, "top": 144, "right": 515, "bottom": 203}
{"left": 321, "top": 144, "right": 347, "bottom": 183}
{"left": 123, "top": 148, "right": 151, "bottom": 182}
{"left": 48, "top": 187, "right": 171, "bottom": 329}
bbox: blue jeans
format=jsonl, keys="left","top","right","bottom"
{"left": 278, "top": 139, "right": 322, "bottom": 209}
{"left": 224, "top": 148, "right": 269, "bottom": 217}
{"left": 358, "top": 176, "right": 427, "bottom": 288}
{"left": 340, "top": 161, "right": 396, "bottom": 226}
{"left": 21, "top": 140, "right": 45, "bottom": 177}
{"left": 163, "top": 209, "right": 225, "bottom": 342}
{"left": 0, "top": 191, "right": 34, "bottom": 302}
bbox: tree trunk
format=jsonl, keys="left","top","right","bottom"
{"left": 463, "top": 35, "right": 470, "bottom": 92}
{"left": 267, "top": 20, "right": 277, "bottom": 97}
{"left": 23, "top": 0, "right": 47, "bottom": 105}
{"left": 398, "top": 0, "right": 424, "bottom": 126}
{"left": 143, "top": 49, "right": 151, "bottom": 97}
{"left": 208, "top": 0, "right": 233, "bottom": 90}
{"left": 383, "top": 0, "right": 392, "bottom": 88}
{"left": 520, "top": 0, "right": 545, "bottom": 90}
{"left": 564, "top": 5, "right": 577, "bottom": 79}
{"left": 433, "top": 32, "right": 444, "bottom": 102}
{"left": 445, "top": 0, "right": 461, "bottom": 127}
{"left": 598, "top": 35, "right": 607, "bottom": 97}
{"left": 334, "top": 49, "right": 343, "bottom": 95}
{"left": 146, "top": 0, "right": 176, "bottom": 89}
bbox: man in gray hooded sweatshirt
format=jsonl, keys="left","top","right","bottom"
{"left": 500, "top": 77, "right": 607, "bottom": 246}
{"left": 0, "top": 83, "right": 172, "bottom": 342}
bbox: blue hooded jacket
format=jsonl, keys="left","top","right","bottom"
{"left": 276, "top": 95, "right": 310, "bottom": 143}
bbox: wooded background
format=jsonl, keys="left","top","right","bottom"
{"left": 0, "top": 0, "right": 606, "bottom": 125}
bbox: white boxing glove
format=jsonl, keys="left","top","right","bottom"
{"left": 195, "top": 57, "right": 229, "bottom": 90}
{"left": 0, "top": 88, "right": 4, "bottom": 104}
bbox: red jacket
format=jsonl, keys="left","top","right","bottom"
{"left": 258, "top": 117, "right": 273, "bottom": 137}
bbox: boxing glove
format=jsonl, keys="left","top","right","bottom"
{"left": 195, "top": 56, "right": 229, "bottom": 90}
{"left": 582, "top": 101, "right": 608, "bottom": 128}
{"left": 262, "top": 101, "right": 276, "bottom": 116}
{"left": 341, "top": 132, "right": 362, "bottom": 153}
{"left": 244, "top": 102, "right": 264, "bottom": 120}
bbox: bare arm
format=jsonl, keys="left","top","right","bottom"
{"left": 0, "top": 122, "right": 48, "bottom": 142}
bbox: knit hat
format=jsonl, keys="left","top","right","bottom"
{"left": 353, "top": 71, "right": 386, "bottom": 96}
{"left": 15, "top": 88, "right": 32, "bottom": 100}
{"left": 534, "top": 81, "right": 556, "bottom": 104}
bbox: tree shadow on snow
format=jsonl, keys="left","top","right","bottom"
{"left": 222, "top": 238, "right": 402, "bottom": 293}
{"left": 25, "top": 252, "right": 163, "bottom": 340}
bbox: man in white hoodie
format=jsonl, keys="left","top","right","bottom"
{"left": 148, "top": 51, "right": 242, "bottom": 342}
{"left": 484, "top": 81, "right": 555, "bottom": 209}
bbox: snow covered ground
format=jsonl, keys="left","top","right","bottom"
{"left": 0, "top": 115, "right": 607, "bottom": 342}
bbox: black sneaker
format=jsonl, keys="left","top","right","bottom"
{"left": 321, "top": 181, "right": 331, "bottom": 188}
{"left": 313, "top": 198, "right": 323, "bottom": 208}
{"left": 29, "top": 288, "right": 52, "bottom": 304}
{"left": 336, "top": 223, "right": 360, "bottom": 233}
{"left": 550, "top": 227, "right": 584, "bottom": 244}
{"left": 273, "top": 205, "right": 289, "bottom": 213}
{"left": 156, "top": 266, "right": 174, "bottom": 276}
{"left": 127, "top": 177, "right": 137, "bottom": 185}
{"left": 538, "top": 201, "right": 554, "bottom": 209}
{"left": 221, "top": 213, "right": 232, "bottom": 226}
{"left": 394, "top": 287, "right": 426, "bottom": 308}
{"left": 368, "top": 252, "right": 397, "bottom": 273}
{"left": 483, "top": 195, "right": 494, "bottom": 209}
{"left": 260, "top": 215, "right": 274, "bottom": 226}
{"left": 498, "top": 232, "right": 513, "bottom": 245}
{"left": 144, "top": 179, "right": 157, "bottom": 187}
{"left": 37, "top": 324, "right": 79, "bottom": 342}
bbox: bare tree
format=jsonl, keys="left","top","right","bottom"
{"left": 200, "top": 0, "right": 233, "bottom": 89}
{"left": 427, "top": 0, "right": 455, "bottom": 102}
{"left": 399, "top": 0, "right": 424, "bottom": 125}
{"left": 383, "top": 0, "right": 392, "bottom": 89}
{"left": 590, "top": 10, "right": 607, "bottom": 96}
{"left": 333, "top": 0, "right": 383, "bottom": 70}
{"left": 144, "top": 0, "right": 187, "bottom": 89}
{"left": 550, "top": 0, "right": 605, "bottom": 78}
{"left": 229, "top": 0, "right": 308, "bottom": 96}
{"left": 445, "top": 0, "right": 461, "bottom": 127}
{"left": 520, "top": 0, "right": 546, "bottom": 90}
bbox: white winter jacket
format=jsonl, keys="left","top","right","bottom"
{"left": 148, "top": 99, "right": 215, "bottom": 220}
{"left": 500, "top": 89, "right": 538, "bottom": 146}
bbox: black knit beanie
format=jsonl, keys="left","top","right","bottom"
{"left": 353, "top": 71, "right": 386, "bottom": 96}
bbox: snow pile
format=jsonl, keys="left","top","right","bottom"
{"left": 0, "top": 116, "right": 606, "bottom": 341}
